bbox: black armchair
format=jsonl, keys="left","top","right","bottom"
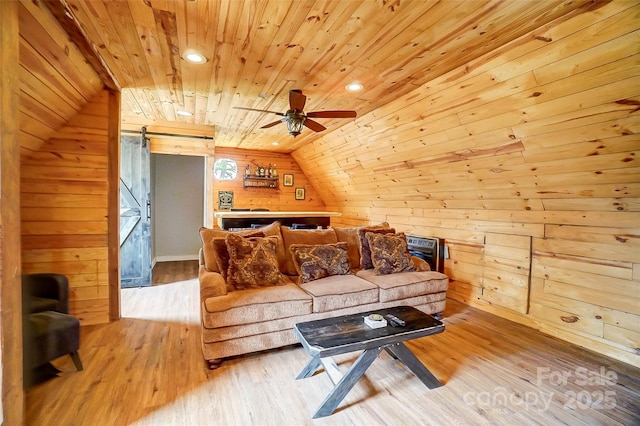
{"left": 23, "top": 273, "right": 70, "bottom": 314}
{"left": 22, "top": 273, "right": 83, "bottom": 387}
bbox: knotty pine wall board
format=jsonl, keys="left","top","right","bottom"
{"left": 545, "top": 223, "right": 640, "bottom": 248}
{"left": 481, "top": 233, "right": 531, "bottom": 314}
{"left": 522, "top": 135, "right": 640, "bottom": 163}
{"left": 542, "top": 197, "right": 640, "bottom": 212}
{"left": 21, "top": 90, "right": 111, "bottom": 325}
{"left": 17, "top": 1, "right": 103, "bottom": 158}
{"left": 531, "top": 302, "right": 606, "bottom": 337}
{"left": 534, "top": 234, "right": 640, "bottom": 264}
{"left": 18, "top": 1, "right": 102, "bottom": 95}
{"left": 295, "top": 1, "right": 640, "bottom": 365}
{"left": 149, "top": 138, "right": 215, "bottom": 156}
{"left": 20, "top": 205, "right": 107, "bottom": 221}
{"left": 210, "top": 147, "right": 325, "bottom": 219}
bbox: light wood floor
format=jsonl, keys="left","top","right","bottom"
{"left": 26, "top": 262, "right": 640, "bottom": 425}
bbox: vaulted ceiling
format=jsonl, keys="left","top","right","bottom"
{"left": 51, "top": 0, "right": 591, "bottom": 152}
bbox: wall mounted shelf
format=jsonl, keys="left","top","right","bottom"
{"left": 243, "top": 175, "right": 279, "bottom": 189}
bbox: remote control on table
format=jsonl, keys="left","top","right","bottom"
{"left": 385, "top": 314, "right": 406, "bottom": 327}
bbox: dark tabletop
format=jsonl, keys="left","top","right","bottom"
{"left": 294, "top": 306, "right": 444, "bottom": 357}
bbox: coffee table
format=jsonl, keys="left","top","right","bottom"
{"left": 294, "top": 305, "right": 444, "bottom": 418}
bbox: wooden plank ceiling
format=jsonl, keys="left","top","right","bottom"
{"left": 54, "top": 0, "right": 591, "bottom": 152}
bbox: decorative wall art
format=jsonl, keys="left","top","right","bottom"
{"left": 295, "top": 187, "right": 305, "bottom": 200}
{"left": 283, "top": 174, "right": 294, "bottom": 186}
{"left": 218, "top": 191, "right": 234, "bottom": 209}
{"left": 213, "top": 158, "right": 238, "bottom": 180}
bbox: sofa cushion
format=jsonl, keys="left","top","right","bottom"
{"left": 199, "top": 227, "right": 265, "bottom": 272}
{"left": 254, "top": 221, "right": 287, "bottom": 273}
{"left": 356, "top": 268, "right": 449, "bottom": 302}
{"left": 212, "top": 238, "right": 231, "bottom": 279}
{"left": 281, "top": 227, "right": 338, "bottom": 275}
{"left": 366, "top": 231, "right": 416, "bottom": 275}
{"left": 334, "top": 222, "right": 391, "bottom": 270}
{"left": 289, "top": 242, "right": 351, "bottom": 284}
{"left": 333, "top": 227, "right": 362, "bottom": 270}
{"left": 212, "top": 231, "right": 266, "bottom": 282}
{"left": 299, "top": 274, "right": 379, "bottom": 313}
{"left": 225, "top": 234, "right": 284, "bottom": 290}
{"left": 358, "top": 226, "right": 395, "bottom": 270}
{"left": 202, "top": 281, "right": 312, "bottom": 328}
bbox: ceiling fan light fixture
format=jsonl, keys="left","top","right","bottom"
{"left": 346, "top": 82, "right": 364, "bottom": 92}
{"left": 183, "top": 50, "right": 207, "bottom": 64}
{"left": 286, "top": 116, "right": 305, "bottom": 137}
{"left": 235, "top": 89, "right": 356, "bottom": 138}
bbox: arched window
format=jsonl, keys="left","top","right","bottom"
{"left": 213, "top": 158, "right": 237, "bottom": 180}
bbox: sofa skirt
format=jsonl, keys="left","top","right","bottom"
{"left": 201, "top": 298, "right": 446, "bottom": 360}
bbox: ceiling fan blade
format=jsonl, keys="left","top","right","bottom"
{"left": 306, "top": 110, "right": 357, "bottom": 118}
{"left": 303, "top": 119, "right": 326, "bottom": 132}
{"left": 289, "top": 89, "right": 306, "bottom": 111}
{"left": 234, "top": 106, "right": 284, "bottom": 115}
{"left": 261, "top": 120, "right": 284, "bottom": 129}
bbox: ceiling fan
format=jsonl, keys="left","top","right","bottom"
{"left": 234, "top": 89, "right": 357, "bottom": 137}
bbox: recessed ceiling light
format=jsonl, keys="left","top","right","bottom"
{"left": 176, "top": 110, "right": 193, "bottom": 117}
{"left": 272, "top": 141, "right": 279, "bottom": 146}
{"left": 183, "top": 51, "right": 207, "bottom": 64}
{"left": 346, "top": 82, "right": 363, "bottom": 92}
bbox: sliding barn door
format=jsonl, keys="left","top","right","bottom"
{"left": 120, "top": 134, "right": 152, "bottom": 288}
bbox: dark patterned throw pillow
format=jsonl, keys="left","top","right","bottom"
{"left": 357, "top": 226, "right": 395, "bottom": 269}
{"left": 199, "top": 227, "right": 265, "bottom": 272}
{"left": 289, "top": 242, "right": 351, "bottom": 284}
{"left": 365, "top": 231, "right": 416, "bottom": 275}
{"left": 225, "top": 233, "right": 284, "bottom": 290}
{"left": 212, "top": 231, "right": 266, "bottom": 282}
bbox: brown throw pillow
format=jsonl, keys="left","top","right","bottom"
{"left": 366, "top": 231, "right": 416, "bottom": 275}
{"left": 225, "top": 234, "right": 284, "bottom": 290}
{"left": 253, "top": 221, "right": 287, "bottom": 273}
{"left": 289, "top": 242, "right": 351, "bottom": 284}
{"left": 281, "top": 227, "right": 338, "bottom": 275}
{"left": 199, "top": 227, "right": 265, "bottom": 272}
{"left": 212, "top": 232, "right": 266, "bottom": 282}
{"left": 357, "top": 226, "right": 395, "bottom": 269}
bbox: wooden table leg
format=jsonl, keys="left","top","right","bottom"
{"left": 312, "top": 347, "right": 382, "bottom": 419}
{"left": 385, "top": 342, "right": 442, "bottom": 389}
{"left": 296, "top": 356, "right": 322, "bottom": 379}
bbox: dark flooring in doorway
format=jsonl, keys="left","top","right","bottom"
{"left": 152, "top": 260, "right": 198, "bottom": 285}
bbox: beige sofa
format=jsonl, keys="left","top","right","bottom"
{"left": 198, "top": 221, "right": 448, "bottom": 369}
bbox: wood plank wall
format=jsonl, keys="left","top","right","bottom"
{"left": 294, "top": 1, "right": 640, "bottom": 366}
{"left": 122, "top": 116, "right": 216, "bottom": 156}
{"left": 21, "top": 90, "right": 111, "bottom": 325}
{"left": 211, "top": 147, "right": 326, "bottom": 225}
{"left": 17, "top": 0, "right": 114, "bottom": 328}
{"left": 17, "top": 0, "right": 104, "bottom": 159}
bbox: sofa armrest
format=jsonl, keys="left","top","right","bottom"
{"left": 410, "top": 256, "right": 431, "bottom": 272}
{"left": 199, "top": 266, "right": 228, "bottom": 299}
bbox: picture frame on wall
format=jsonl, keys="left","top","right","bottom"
{"left": 218, "top": 191, "right": 234, "bottom": 209}
{"left": 283, "top": 174, "right": 294, "bottom": 186}
{"left": 295, "top": 187, "right": 305, "bottom": 200}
